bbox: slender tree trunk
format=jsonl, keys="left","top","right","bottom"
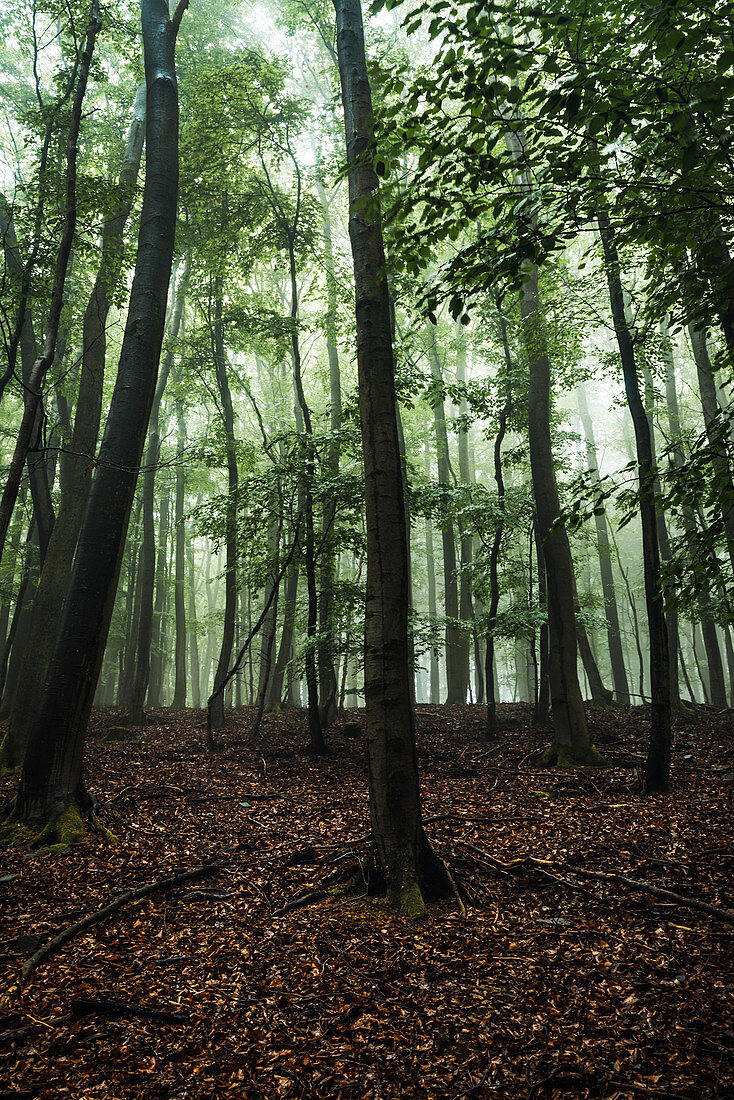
{"left": 521, "top": 264, "right": 597, "bottom": 764}
{"left": 576, "top": 381, "right": 630, "bottom": 702}
{"left": 0, "top": 3, "right": 101, "bottom": 563}
{"left": 148, "top": 487, "right": 170, "bottom": 708}
{"left": 423, "top": 442, "right": 440, "bottom": 705}
{"left": 534, "top": 526, "right": 550, "bottom": 723}
{"left": 127, "top": 261, "right": 188, "bottom": 723}
{"left": 334, "top": 0, "right": 452, "bottom": 914}
{"left": 688, "top": 322, "right": 734, "bottom": 576}
{"left": 428, "top": 329, "right": 467, "bottom": 703}
{"left": 662, "top": 322, "right": 727, "bottom": 707}
{"left": 172, "top": 400, "right": 187, "bottom": 707}
{"left": 597, "top": 207, "right": 670, "bottom": 791}
{"left": 315, "top": 171, "right": 341, "bottom": 728}
{"left": 209, "top": 280, "right": 238, "bottom": 731}
{"left": 12, "top": 0, "right": 188, "bottom": 833}
{"left": 2, "top": 84, "right": 148, "bottom": 767}
{"left": 287, "top": 239, "right": 325, "bottom": 754}
{"left": 641, "top": 360, "right": 681, "bottom": 710}
{"left": 187, "top": 544, "right": 201, "bottom": 710}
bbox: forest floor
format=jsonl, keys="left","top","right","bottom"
{"left": 1, "top": 703, "right": 733, "bottom": 1100}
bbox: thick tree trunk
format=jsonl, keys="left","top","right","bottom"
{"left": 3, "top": 83, "right": 147, "bottom": 767}
{"left": 11, "top": 0, "right": 188, "bottom": 835}
{"left": 576, "top": 381, "right": 630, "bottom": 702}
{"left": 334, "top": 0, "right": 450, "bottom": 914}
{"left": 597, "top": 207, "right": 670, "bottom": 792}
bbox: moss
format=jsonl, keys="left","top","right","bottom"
{"left": 0, "top": 735, "right": 20, "bottom": 778}
{"left": 91, "top": 814, "right": 119, "bottom": 845}
{"left": 538, "top": 741, "right": 607, "bottom": 769}
{"left": 387, "top": 880, "right": 427, "bottom": 920}
{"left": 31, "top": 803, "right": 85, "bottom": 853}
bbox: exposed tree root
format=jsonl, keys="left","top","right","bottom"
{"left": 17, "top": 862, "right": 224, "bottom": 988}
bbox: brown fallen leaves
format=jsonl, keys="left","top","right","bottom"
{"left": 1, "top": 702, "right": 733, "bottom": 1099}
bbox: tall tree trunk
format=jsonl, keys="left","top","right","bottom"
{"left": 428, "top": 329, "right": 467, "bottom": 703}
{"left": 662, "top": 322, "right": 727, "bottom": 708}
{"left": 521, "top": 264, "right": 597, "bottom": 764}
{"left": 126, "top": 260, "right": 189, "bottom": 723}
{"left": 172, "top": 399, "right": 187, "bottom": 707}
{"left": 0, "top": 3, "right": 100, "bottom": 563}
{"left": 187, "top": 544, "right": 201, "bottom": 710}
{"left": 2, "top": 83, "right": 148, "bottom": 767}
{"left": 534, "top": 525, "right": 551, "bottom": 723}
{"left": 455, "top": 328, "right": 477, "bottom": 704}
{"left": 209, "top": 279, "right": 238, "bottom": 731}
{"left": 11, "top": 0, "right": 188, "bottom": 835}
{"left": 314, "top": 169, "right": 341, "bottom": 728}
{"left": 597, "top": 207, "right": 670, "bottom": 792}
{"left": 148, "top": 486, "right": 170, "bottom": 708}
{"left": 576, "top": 380, "right": 630, "bottom": 702}
{"left": 688, "top": 322, "right": 734, "bottom": 576}
{"left": 423, "top": 442, "right": 440, "bottom": 704}
{"left": 641, "top": 360, "right": 681, "bottom": 710}
{"left": 334, "top": 0, "right": 452, "bottom": 914}
{"left": 287, "top": 237, "right": 324, "bottom": 754}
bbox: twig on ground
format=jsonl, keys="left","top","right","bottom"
{"left": 70, "top": 998, "right": 190, "bottom": 1023}
{"left": 19, "top": 863, "right": 224, "bottom": 987}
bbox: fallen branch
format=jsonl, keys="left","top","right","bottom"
{"left": 70, "top": 998, "right": 189, "bottom": 1024}
{"left": 0, "top": 1014, "right": 72, "bottom": 1048}
{"left": 565, "top": 864, "right": 734, "bottom": 925}
{"left": 19, "top": 863, "right": 224, "bottom": 986}
{"left": 272, "top": 889, "right": 327, "bottom": 917}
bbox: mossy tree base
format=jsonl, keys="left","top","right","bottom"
{"left": 0, "top": 801, "right": 118, "bottom": 854}
{"left": 338, "top": 842, "right": 464, "bottom": 920}
{"left": 537, "top": 741, "right": 608, "bottom": 768}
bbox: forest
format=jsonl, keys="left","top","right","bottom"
{"left": 0, "top": 0, "right": 733, "bottom": 1096}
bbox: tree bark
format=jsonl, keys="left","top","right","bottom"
{"left": 209, "top": 280, "right": 238, "bottom": 731}
{"left": 127, "top": 260, "right": 189, "bottom": 723}
{"left": 334, "top": 0, "right": 450, "bottom": 914}
{"left": 3, "top": 85, "right": 147, "bottom": 766}
{"left": 0, "top": 2, "right": 101, "bottom": 563}
{"left": 662, "top": 322, "right": 727, "bottom": 708}
{"left": 597, "top": 207, "right": 670, "bottom": 792}
{"left": 576, "top": 380, "right": 630, "bottom": 702}
{"left": 172, "top": 399, "right": 187, "bottom": 708}
{"left": 428, "top": 329, "right": 467, "bottom": 703}
{"left": 12, "top": 0, "right": 188, "bottom": 832}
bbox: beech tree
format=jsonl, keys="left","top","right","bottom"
{"left": 2, "top": 0, "right": 189, "bottom": 842}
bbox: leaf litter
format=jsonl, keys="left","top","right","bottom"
{"left": 1, "top": 702, "right": 733, "bottom": 1098}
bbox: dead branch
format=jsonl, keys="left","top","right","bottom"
{"left": 272, "top": 889, "right": 327, "bottom": 917}
{"left": 70, "top": 998, "right": 190, "bottom": 1023}
{"left": 19, "top": 863, "right": 224, "bottom": 986}
{"left": 564, "top": 864, "right": 734, "bottom": 925}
